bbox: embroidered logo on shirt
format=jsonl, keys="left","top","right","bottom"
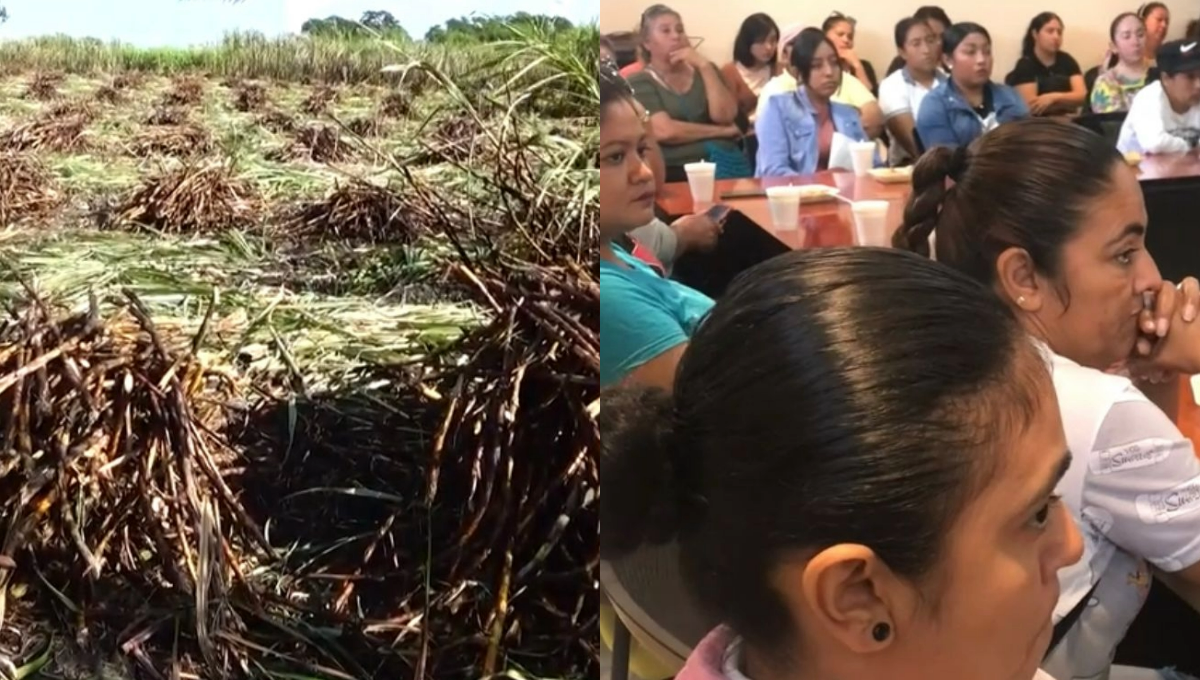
{"left": 1182, "top": 42, "right": 1198, "bottom": 53}
{"left": 1136, "top": 474, "right": 1200, "bottom": 523}
{"left": 1089, "top": 438, "right": 1176, "bottom": 475}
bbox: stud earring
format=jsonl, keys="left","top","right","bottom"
{"left": 1017, "top": 295, "right": 1027, "bottom": 306}
{"left": 872, "top": 622, "right": 891, "bottom": 642}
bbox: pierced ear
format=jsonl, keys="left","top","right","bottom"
{"left": 786, "top": 545, "right": 902, "bottom": 654}
{"left": 995, "top": 246, "right": 1044, "bottom": 312}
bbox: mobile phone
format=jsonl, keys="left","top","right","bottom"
{"left": 705, "top": 204, "right": 732, "bottom": 222}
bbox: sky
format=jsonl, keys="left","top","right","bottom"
{"left": 0, "top": 0, "right": 597, "bottom": 47}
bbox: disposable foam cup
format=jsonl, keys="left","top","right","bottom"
{"left": 683, "top": 161, "right": 716, "bottom": 204}
{"left": 851, "top": 200, "right": 891, "bottom": 245}
{"left": 765, "top": 185, "right": 803, "bottom": 230}
{"left": 850, "top": 141, "right": 876, "bottom": 177}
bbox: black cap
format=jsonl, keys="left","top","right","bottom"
{"left": 1157, "top": 39, "right": 1200, "bottom": 74}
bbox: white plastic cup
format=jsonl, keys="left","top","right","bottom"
{"left": 851, "top": 200, "right": 891, "bottom": 245}
{"left": 684, "top": 161, "right": 716, "bottom": 204}
{"left": 850, "top": 141, "right": 876, "bottom": 177}
{"left": 765, "top": 185, "right": 803, "bottom": 230}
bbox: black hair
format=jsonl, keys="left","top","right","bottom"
{"left": 790, "top": 28, "right": 840, "bottom": 86}
{"left": 638, "top": 4, "right": 682, "bottom": 62}
{"left": 733, "top": 13, "right": 780, "bottom": 69}
{"left": 894, "top": 16, "right": 929, "bottom": 49}
{"left": 1138, "top": 2, "right": 1168, "bottom": 20}
{"left": 599, "top": 60, "right": 636, "bottom": 122}
{"left": 894, "top": 118, "right": 1123, "bottom": 291}
{"left": 601, "top": 247, "right": 1046, "bottom": 661}
{"left": 1022, "top": 12, "right": 1063, "bottom": 58}
{"left": 942, "top": 22, "right": 992, "bottom": 64}
{"left": 1107, "top": 12, "right": 1144, "bottom": 69}
{"left": 914, "top": 5, "right": 952, "bottom": 28}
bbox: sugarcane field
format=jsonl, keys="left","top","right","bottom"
{"left": 0, "top": 14, "right": 598, "bottom": 680}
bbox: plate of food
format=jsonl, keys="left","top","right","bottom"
{"left": 868, "top": 166, "right": 914, "bottom": 184}
{"left": 793, "top": 184, "right": 841, "bottom": 202}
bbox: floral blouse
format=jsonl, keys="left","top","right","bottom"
{"left": 1090, "top": 69, "right": 1148, "bottom": 114}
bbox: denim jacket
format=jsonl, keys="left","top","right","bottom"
{"left": 916, "top": 79, "right": 1028, "bottom": 150}
{"left": 754, "top": 87, "right": 871, "bottom": 177}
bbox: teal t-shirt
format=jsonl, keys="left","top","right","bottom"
{"left": 600, "top": 246, "right": 715, "bottom": 386}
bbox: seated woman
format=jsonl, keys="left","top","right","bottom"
{"left": 627, "top": 4, "right": 742, "bottom": 182}
{"left": 887, "top": 5, "right": 951, "bottom": 75}
{"left": 1091, "top": 12, "right": 1152, "bottom": 113}
{"left": 1007, "top": 12, "right": 1085, "bottom": 116}
{"left": 917, "top": 22, "right": 1028, "bottom": 149}
{"left": 879, "top": 17, "right": 948, "bottom": 163}
{"left": 894, "top": 117, "right": 1200, "bottom": 680}
{"left": 758, "top": 26, "right": 883, "bottom": 139}
{"left": 600, "top": 62, "right": 713, "bottom": 390}
{"left": 1140, "top": 2, "right": 1171, "bottom": 65}
{"left": 1118, "top": 39, "right": 1200, "bottom": 154}
{"left": 824, "top": 11, "right": 878, "bottom": 95}
{"left": 720, "top": 13, "right": 780, "bottom": 124}
{"left": 755, "top": 28, "right": 871, "bottom": 177}
{"left": 602, "top": 247, "right": 1081, "bottom": 680}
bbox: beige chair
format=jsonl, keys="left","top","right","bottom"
{"left": 600, "top": 541, "right": 717, "bottom": 680}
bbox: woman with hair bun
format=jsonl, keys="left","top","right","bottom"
{"left": 603, "top": 246, "right": 1081, "bottom": 680}
{"left": 893, "top": 117, "right": 1200, "bottom": 680}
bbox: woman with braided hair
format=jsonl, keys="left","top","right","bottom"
{"left": 893, "top": 117, "right": 1200, "bottom": 680}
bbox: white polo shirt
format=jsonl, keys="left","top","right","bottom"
{"left": 877, "top": 67, "right": 947, "bottom": 164}
{"left": 1039, "top": 348, "right": 1200, "bottom": 680}
{"left": 1117, "top": 80, "right": 1200, "bottom": 154}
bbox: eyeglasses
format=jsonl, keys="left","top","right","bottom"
{"left": 599, "top": 58, "right": 635, "bottom": 96}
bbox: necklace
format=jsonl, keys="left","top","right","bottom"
{"left": 645, "top": 64, "right": 695, "bottom": 95}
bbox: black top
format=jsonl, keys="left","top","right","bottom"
{"left": 1006, "top": 52, "right": 1082, "bottom": 95}
{"left": 972, "top": 86, "right": 995, "bottom": 117}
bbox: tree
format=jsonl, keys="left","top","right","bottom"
{"left": 299, "top": 11, "right": 409, "bottom": 41}
{"left": 424, "top": 13, "right": 573, "bottom": 44}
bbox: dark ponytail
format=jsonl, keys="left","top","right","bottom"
{"left": 894, "top": 118, "right": 1123, "bottom": 287}
{"left": 599, "top": 386, "right": 693, "bottom": 556}
{"left": 601, "top": 247, "right": 1048, "bottom": 660}
{"left": 892, "top": 145, "right": 969, "bottom": 258}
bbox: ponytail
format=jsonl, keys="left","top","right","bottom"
{"left": 892, "top": 145, "right": 970, "bottom": 258}
{"left": 600, "top": 385, "right": 698, "bottom": 559}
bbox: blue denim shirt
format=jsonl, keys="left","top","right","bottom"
{"left": 754, "top": 87, "right": 871, "bottom": 177}
{"left": 916, "top": 79, "right": 1029, "bottom": 150}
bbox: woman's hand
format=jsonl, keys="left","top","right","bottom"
{"left": 1131, "top": 277, "right": 1200, "bottom": 375}
{"left": 1136, "top": 277, "right": 1200, "bottom": 355}
{"left": 1029, "top": 94, "right": 1057, "bottom": 115}
{"left": 669, "top": 46, "right": 710, "bottom": 70}
{"left": 672, "top": 211, "right": 726, "bottom": 254}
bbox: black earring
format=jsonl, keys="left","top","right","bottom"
{"left": 872, "top": 622, "right": 891, "bottom": 642}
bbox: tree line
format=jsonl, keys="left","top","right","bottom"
{"left": 300, "top": 10, "right": 576, "bottom": 43}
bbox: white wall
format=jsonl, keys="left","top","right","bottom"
{"left": 600, "top": 0, "right": 1194, "bottom": 85}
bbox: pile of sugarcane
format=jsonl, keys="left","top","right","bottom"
{"left": 268, "top": 124, "right": 350, "bottom": 163}
{"left": 230, "top": 81, "right": 267, "bottom": 112}
{"left": 111, "top": 72, "right": 143, "bottom": 91}
{"left": 0, "top": 288, "right": 278, "bottom": 677}
{"left": 93, "top": 84, "right": 124, "bottom": 105}
{"left": 281, "top": 179, "right": 421, "bottom": 245}
{"left": 145, "top": 106, "right": 187, "bottom": 126}
{"left": 346, "top": 116, "right": 383, "bottom": 137}
{"left": 111, "top": 162, "right": 257, "bottom": 233}
{"left": 0, "top": 151, "right": 61, "bottom": 224}
{"left": 379, "top": 92, "right": 410, "bottom": 118}
{"left": 21, "top": 72, "right": 64, "bottom": 101}
{"left": 0, "top": 107, "right": 92, "bottom": 153}
{"left": 159, "top": 76, "right": 205, "bottom": 107}
{"left": 254, "top": 108, "right": 297, "bottom": 135}
{"left": 128, "top": 122, "right": 212, "bottom": 158}
{"left": 300, "top": 84, "right": 338, "bottom": 116}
